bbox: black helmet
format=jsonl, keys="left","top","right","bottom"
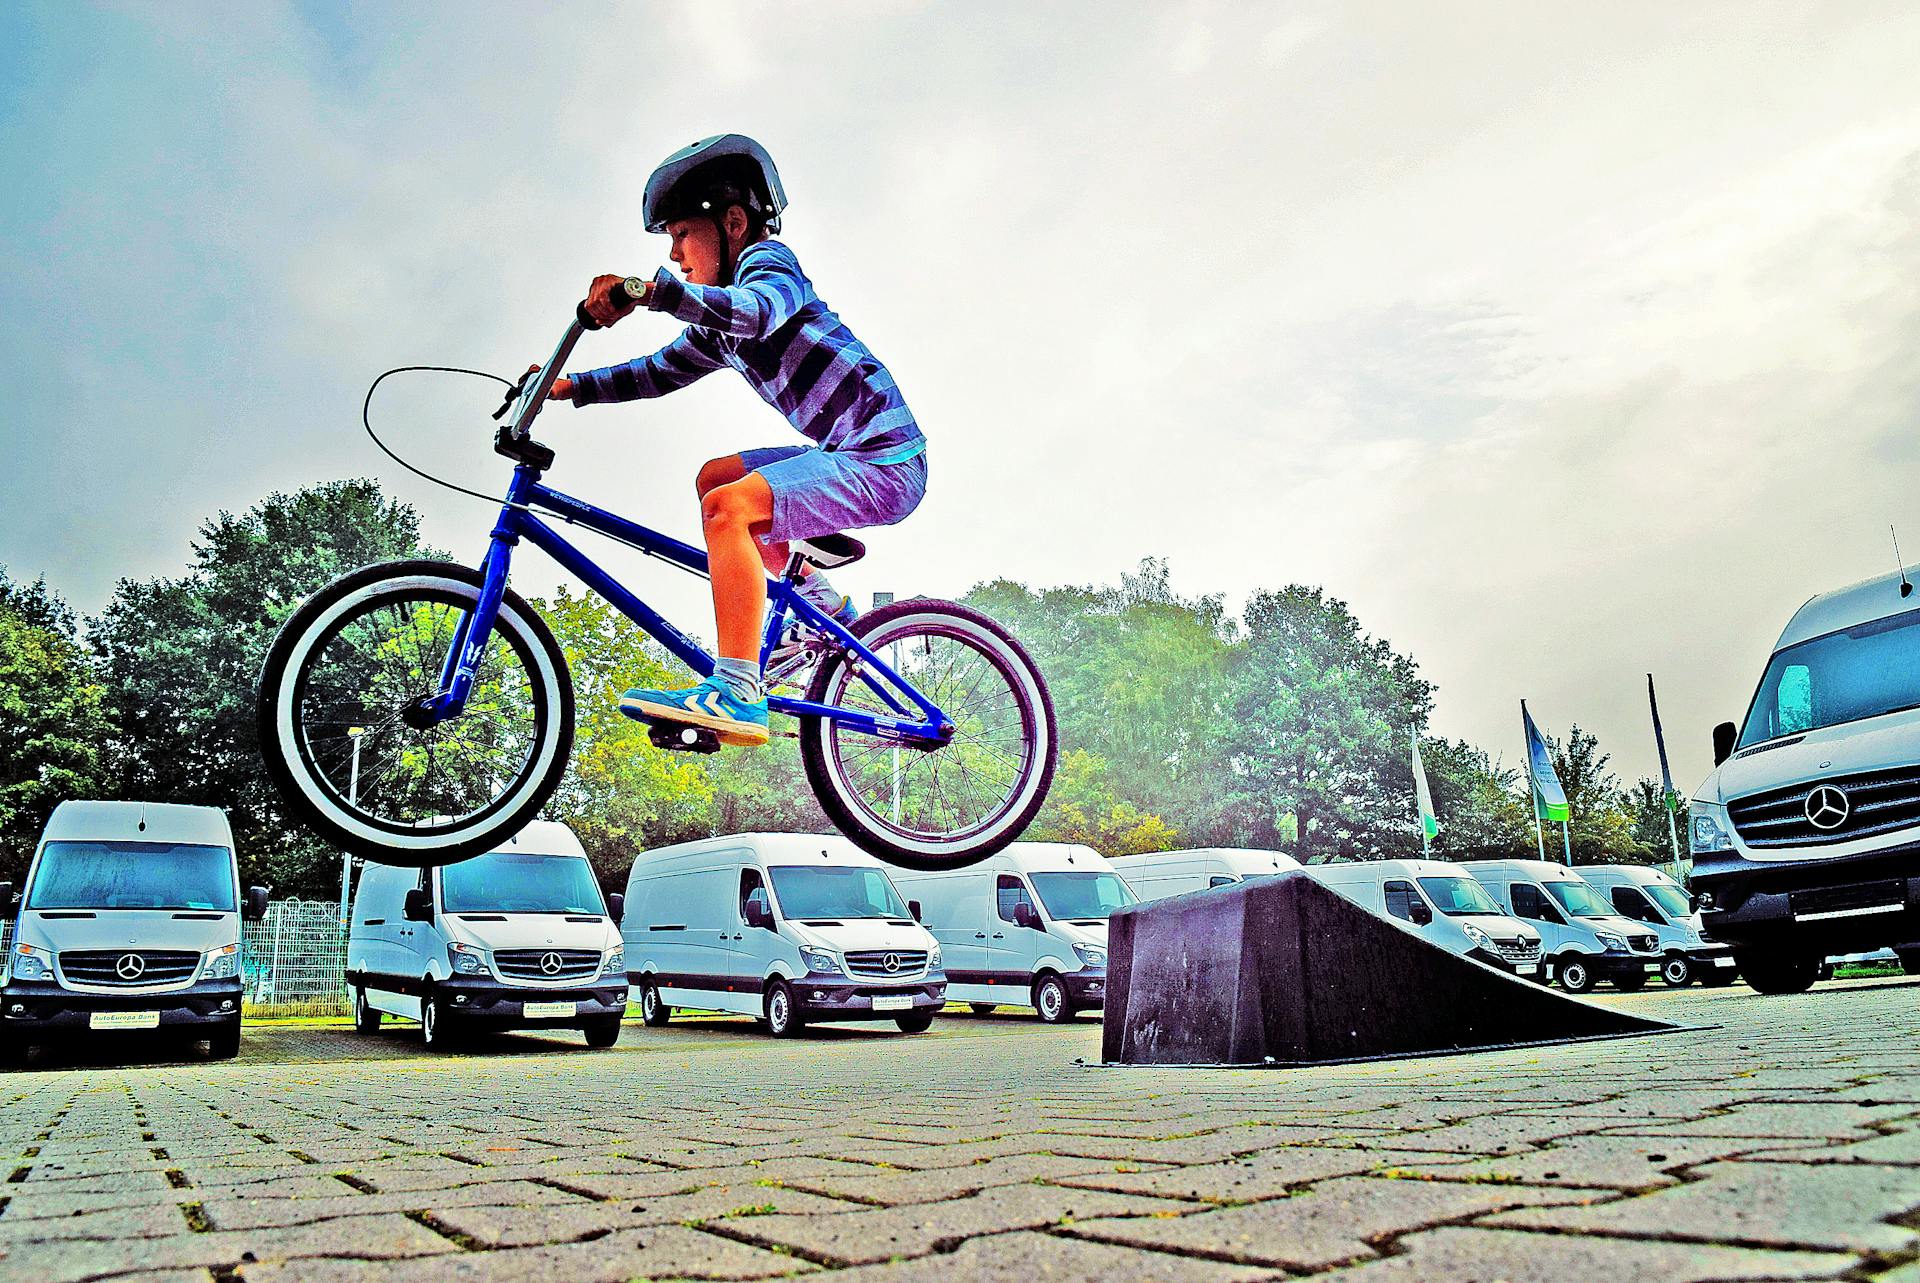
{"left": 643, "top": 134, "right": 787, "bottom": 235}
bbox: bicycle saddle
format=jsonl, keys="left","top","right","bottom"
{"left": 793, "top": 533, "right": 865, "bottom": 570}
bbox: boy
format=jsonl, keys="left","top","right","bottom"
{"left": 543, "top": 134, "right": 927, "bottom": 747}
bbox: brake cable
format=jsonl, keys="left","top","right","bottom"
{"left": 361, "top": 365, "right": 518, "bottom": 507}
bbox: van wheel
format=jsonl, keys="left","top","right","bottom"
{"left": 639, "top": 980, "right": 671, "bottom": 1026}
{"left": 207, "top": 1018, "right": 241, "bottom": 1061}
{"left": 353, "top": 986, "right": 381, "bottom": 1034}
{"left": 1612, "top": 970, "right": 1648, "bottom": 992}
{"left": 1660, "top": 955, "right": 1694, "bottom": 987}
{"left": 894, "top": 1011, "right": 935, "bottom": 1034}
{"left": 1737, "top": 950, "right": 1820, "bottom": 995}
{"left": 1896, "top": 948, "right": 1920, "bottom": 976}
{"left": 969, "top": 1003, "right": 997, "bottom": 1015}
{"left": 1033, "top": 974, "right": 1072, "bottom": 1023}
{"left": 765, "top": 980, "right": 805, "bottom": 1038}
{"left": 1555, "top": 957, "right": 1595, "bottom": 994}
{"left": 583, "top": 1017, "right": 621, "bottom": 1049}
{"left": 421, "top": 994, "right": 458, "bottom": 1048}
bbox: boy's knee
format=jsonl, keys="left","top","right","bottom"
{"left": 702, "top": 484, "right": 755, "bottom": 531}
{"left": 695, "top": 456, "right": 739, "bottom": 497}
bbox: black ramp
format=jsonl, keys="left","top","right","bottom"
{"left": 1102, "top": 870, "right": 1680, "bottom": 1066}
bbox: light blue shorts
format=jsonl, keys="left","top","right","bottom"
{"left": 739, "top": 443, "right": 929, "bottom": 545}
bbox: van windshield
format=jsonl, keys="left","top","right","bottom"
{"left": 1644, "top": 883, "right": 1692, "bottom": 920}
{"left": 1030, "top": 872, "right": 1136, "bottom": 922}
{"left": 442, "top": 853, "right": 604, "bottom": 915}
{"left": 29, "top": 841, "right": 235, "bottom": 911}
{"left": 1739, "top": 607, "right": 1920, "bottom": 748}
{"left": 769, "top": 866, "right": 908, "bottom": 919}
{"left": 1416, "top": 876, "right": 1501, "bottom": 917}
{"left": 1544, "top": 880, "right": 1612, "bottom": 919}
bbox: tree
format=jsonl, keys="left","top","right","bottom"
{"left": 1420, "top": 737, "right": 1536, "bottom": 859}
{"left": 0, "top": 569, "right": 115, "bottom": 882}
{"left": 89, "top": 480, "right": 435, "bottom": 894}
{"left": 1547, "top": 725, "right": 1653, "bottom": 865}
{"left": 1626, "top": 778, "right": 1688, "bottom": 867}
{"left": 1022, "top": 750, "right": 1179, "bottom": 854}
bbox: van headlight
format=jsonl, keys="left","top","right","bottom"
{"left": 1596, "top": 932, "right": 1626, "bottom": 953}
{"left": 1691, "top": 807, "right": 1734, "bottom": 853}
{"left": 601, "top": 946, "right": 624, "bottom": 977}
{"left": 202, "top": 944, "right": 241, "bottom": 980}
{"left": 447, "top": 942, "right": 488, "bottom": 975}
{"left": 1073, "top": 943, "right": 1107, "bottom": 969}
{"left": 798, "top": 945, "right": 841, "bottom": 975}
{"left": 1460, "top": 923, "right": 1491, "bottom": 950}
{"left": 927, "top": 944, "right": 942, "bottom": 970}
{"left": 8, "top": 944, "right": 49, "bottom": 981}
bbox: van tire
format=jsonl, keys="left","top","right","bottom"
{"left": 1033, "top": 973, "right": 1072, "bottom": 1023}
{"left": 894, "top": 1011, "right": 935, "bottom": 1034}
{"left": 1660, "top": 955, "right": 1694, "bottom": 987}
{"left": 353, "top": 986, "right": 382, "bottom": 1034}
{"left": 421, "top": 994, "right": 457, "bottom": 1048}
{"left": 639, "top": 980, "right": 671, "bottom": 1027}
{"left": 765, "top": 980, "right": 805, "bottom": 1038}
{"left": 1737, "top": 950, "right": 1820, "bottom": 994}
{"left": 207, "top": 1018, "right": 242, "bottom": 1061}
{"left": 1896, "top": 948, "right": 1920, "bottom": 976}
{"left": 1555, "top": 956, "right": 1595, "bottom": 994}
{"left": 582, "top": 1017, "right": 621, "bottom": 1048}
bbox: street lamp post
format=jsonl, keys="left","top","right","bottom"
{"left": 341, "top": 727, "right": 364, "bottom": 927}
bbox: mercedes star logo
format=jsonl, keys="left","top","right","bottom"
{"left": 115, "top": 953, "right": 146, "bottom": 981}
{"left": 882, "top": 953, "right": 902, "bottom": 973}
{"left": 1805, "top": 784, "right": 1851, "bottom": 831}
{"left": 539, "top": 951, "right": 563, "bottom": 975}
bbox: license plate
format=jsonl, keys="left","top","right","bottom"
{"left": 523, "top": 1001, "right": 576, "bottom": 1019}
{"left": 90, "top": 1010, "right": 159, "bottom": 1030}
{"left": 1714, "top": 956, "right": 1736, "bottom": 967}
{"left": 1516, "top": 963, "right": 1538, "bottom": 976}
{"left": 870, "top": 994, "right": 914, "bottom": 1012}
{"left": 1644, "top": 962, "right": 1660, "bottom": 972}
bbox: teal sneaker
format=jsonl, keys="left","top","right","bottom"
{"left": 619, "top": 673, "right": 770, "bottom": 746}
{"left": 766, "top": 595, "right": 859, "bottom": 690}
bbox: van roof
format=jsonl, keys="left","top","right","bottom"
{"left": 631, "top": 832, "right": 895, "bottom": 871}
{"left": 1458, "top": 859, "right": 1584, "bottom": 882}
{"left": 1775, "top": 565, "right": 1920, "bottom": 650}
{"left": 1311, "top": 857, "right": 1479, "bottom": 879}
{"left": 1578, "top": 864, "right": 1677, "bottom": 886}
{"left": 495, "top": 820, "right": 586, "bottom": 858}
{"left": 39, "top": 800, "right": 233, "bottom": 848}
{"left": 1108, "top": 847, "right": 1297, "bottom": 870}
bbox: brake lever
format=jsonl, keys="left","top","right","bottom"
{"left": 491, "top": 369, "right": 534, "bottom": 423}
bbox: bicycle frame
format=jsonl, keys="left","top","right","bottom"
{"left": 416, "top": 461, "right": 951, "bottom": 746}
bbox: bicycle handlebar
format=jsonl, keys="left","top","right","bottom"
{"left": 504, "top": 275, "right": 647, "bottom": 442}
{"left": 574, "top": 276, "right": 649, "bottom": 331}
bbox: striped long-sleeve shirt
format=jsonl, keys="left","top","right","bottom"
{"left": 568, "top": 240, "right": 924, "bottom": 463}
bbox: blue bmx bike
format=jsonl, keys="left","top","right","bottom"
{"left": 256, "top": 286, "right": 1057, "bottom": 871}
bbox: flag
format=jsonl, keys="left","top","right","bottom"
{"left": 1412, "top": 731, "right": 1440, "bottom": 845}
{"left": 1522, "top": 701, "right": 1570, "bottom": 823}
{"left": 1648, "top": 674, "right": 1679, "bottom": 813}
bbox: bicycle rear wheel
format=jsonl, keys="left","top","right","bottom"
{"left": 256, "top": 560, "right": 573, "bottom": 866}
{"left": 799, "top": 599, "right": 1056, "bottom": 870}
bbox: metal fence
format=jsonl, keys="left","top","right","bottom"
{"left": 242, "top": 899, "right": 350, "bottom": 1018}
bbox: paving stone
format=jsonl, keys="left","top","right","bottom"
{"left": 782, "top": 1151, "right": 1151, "bottom": 1205}
{"left": 1065, "top": 1175, "right": 1613, "bottom": 1269}
{"left": 1387, "top": 1133, "right": 1832, "bottom": 1190}
{"left": 195, "top": 1179, "right": 591, "bottom": 1230}
{"left": 1054, "top": 1144, "right": 1476, "bottom": 1202}
{"left": 14, "top": 1214, "right": 455, "bottom": 1283}
{"left": 1487, "top": 1159, "right": 1920, "bottom": 1252}
{"left": 1322, "top": 1225, "right": 1856, "bottom": 1281}
{"left": 1743, "top": 1121, "right": 1920, "bottom": 1167}
{"left": 426, "top": 1180, "right": 857, "bottom": 1247}
{"left": 1602, "top": 1101, "right": 1917, "bottom": 1140}
{"left": 819, "top": 1229, "right": 1275, "bottom": 1281}
{"left": 0, "top": 1202, "right": 190, "bottom": 1242}
{"left": 235, "top": 1225, "right": 806, "bottom": 1282}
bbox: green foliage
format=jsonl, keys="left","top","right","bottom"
{"left": 1023, "top": 750, "right": 1179, "bottom": 855}
{"left": 1547, "top": 726, "right": 1657, "bottom": 866}
{"left": 1420, "top": 738, "right": 1536, "bottom": 859}
{"left": 0, "top": 569, "right": 114, "bottom": 882}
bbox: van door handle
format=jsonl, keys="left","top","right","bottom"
{"left": 973, "top": 932, "right": 987, "bottom": 939}
{"left": 991, "top": 932, "right": 1005, "bottom": 940}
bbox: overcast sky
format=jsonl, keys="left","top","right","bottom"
{"left": 4, "top": 2, "right": 1918, "bottom": 798}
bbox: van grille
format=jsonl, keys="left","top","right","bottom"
{"left": 494, "top": 949, "right": 602, "bottom": 982}
{"left": 1490, "top": 937, "right": 1540, "bottom": 965}
{"left": 844, "top": 950, "right": 928, "bottom": 979}
{"left": 1627, "top": 933, "right": 1658, "bottom": 954}
{"left": 1728, "top": 767, "right": 1920, "bottom": 847}
{"left": 59, "top": 949, "right": 199, "bottom": 986}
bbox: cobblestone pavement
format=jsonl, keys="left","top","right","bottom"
{"left": 3, "top": 978, "right": 1918, "bottom": 1282}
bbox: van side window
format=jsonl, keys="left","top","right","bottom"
{"left": 996, "top": 876, "right": 1034, "bottom": 923}
{"left": 1509, "top": 883, "right": 1559, "bottom": 923}
{"left": 1610, "top": 886, "right": 1656, "bottom": 923}
{"left": 1208, "top": 876, "right": 1237, "bottom": 888}
{"left": 1383, "top": 880, "right": 1419, "bottom": 922}
{"left": 739, "top": 869, "right": 766, "bottom": 920}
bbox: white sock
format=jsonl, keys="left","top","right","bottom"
{"left": 797, "top": 572, "right": 847, "bottom": 614}
{"left": 712, "top": 657, "right": 764, "bottom": 704}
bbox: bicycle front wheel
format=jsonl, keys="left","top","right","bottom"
{"left": 256, "top": 560, "right": 574, "bottom": 866}
{"left": 800, "top": 599, "right": 1057, "bottom": 870}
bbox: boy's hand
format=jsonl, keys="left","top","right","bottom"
{"left": 581, "top": 273, "right": 643, "bottom": 328}
{"left": 526, "top": 365, "right": 575, "bottom": 402}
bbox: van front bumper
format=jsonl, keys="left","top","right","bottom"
{"left": 1465, "top": 947, "right": 1542, "bottom": 977}
{"left": 1694, "top": 839, "right": 1920, "bottom": 953}
{"left": 792, "top": 976, "right": 946, "bottom": 1022}
{"left": 434, "top": 975, "right": 628, "bottom": 1025}
{"left": 1063, "top": 969, "right": 1107, "bottom": 1008}
{"left": 1, "top": 977, "right": 241, "bottom": 1031}
{"left": 1552, "top": 953, "right": 1660, "bottom": 981}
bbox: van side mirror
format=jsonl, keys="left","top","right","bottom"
{"left": 1013, "top": 902, "right": 1041, "bottom": 930}
{"left": 606, "top": 893, "right": 624, "bottom": 925}
{"left": 243, "top": 886, "right": 270, "bottom": 921}
{"left": 743, "top": 897, "right": 774, "bottom": 930}
{"left": 908, "top": 899, "right": 922, "bottom": 923}
{"left": 1409, "top": 901, "right": 1433, "bottom": 926}
{"left": 1712, "top": 721, "right": 1738, "bottom": 766}
{"left": 403, "top": 888, "right": 433, "bottom": 923}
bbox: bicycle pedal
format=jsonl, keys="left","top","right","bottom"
{"left": 647, "top": 722, "right": 723, "bottom": 754}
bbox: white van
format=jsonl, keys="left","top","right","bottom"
{"left": 347, "top": 821, "right": 627, "bottom": 1049}
{"left": 891, "top": 842, "right": 1134, "bottom": 1024}
{"left": 622, "top": 833, "right": 946, "bottom": 1039}
{"left": 1460, "top": 860, "right": 1662, "bottom": 993}
{"left": 1108, "top": 848, "right": 1301, "bottom": 902}
{"left": 1690, "top": 565, "right": 1920, "bottom": 993}
{"left": 1, "top": 801, "right": 267, "bottom": 1061}
{"left": 1578, "top": 864, "right": 1736, "bottom": 988}
{"left": 1306, "top": 859, "right": 1544, "bottom": 977}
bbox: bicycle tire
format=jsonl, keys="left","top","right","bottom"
{"left": 799, "top": 598, "right": 1057, "bottom": 870}
{"left": 256, "top": 559, "right": 574, "bottom": 866}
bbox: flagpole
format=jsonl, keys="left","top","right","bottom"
{"left": 1561, "top": 817, "right": 1573, "bottom": 866}
{"left": 1665, "top": 807, "right": 1682, "bottom": 864}
{"left": 1532, "top": 786, "right": 1546, "bottom": 859}
{"left": 1648, "top": 674, "right": 1685, "bottom": 867}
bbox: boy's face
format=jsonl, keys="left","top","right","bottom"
{"left": 666, "top": 217, "right": 726, "bottom": 287}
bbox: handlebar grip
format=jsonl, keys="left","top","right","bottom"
{"left": 575, "top": 276, "right": 651, "bottom": 332}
